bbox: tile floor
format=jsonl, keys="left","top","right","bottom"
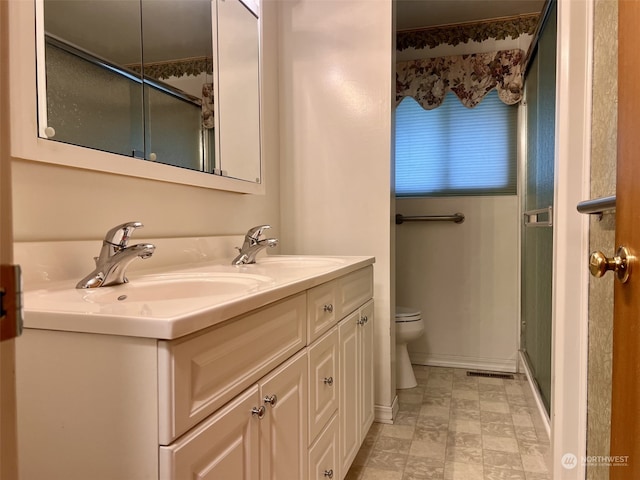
{"left": 345, "top": 366, "right": 551, "bottom": 480}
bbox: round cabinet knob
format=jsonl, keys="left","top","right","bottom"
{"left": 358, "top": 315, "right": 368, "bottom": 325}
{"left": 263, "top": 394, "right": 278, "bottom": 407}
{"left": 324, "top": 469, "right": 334, "bottom": 479}
{"left": 589, "top": 246, "right": 633, "bottom": 283}
{"left": 323, "top": 376, "right": 334, "bottom": 386}
{"left": 251, "top": 406, "right": 266, "bottom": 419}
{"left": 323, "top": 304, "right": 334, "bottom": 313}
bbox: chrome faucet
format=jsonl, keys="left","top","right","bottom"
{"left": 76, "top": 222, "right": 156, "bottom": 289}
{"left": 232, "top": 225, "right": 279, "bottom": 265}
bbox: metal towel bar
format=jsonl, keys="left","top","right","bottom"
{"left": 524, "top": 206, "right": 553, "bottom": 227}
{"left": 395, "top": 213, "right": 465, "bottom": 225}
{"left": 576, "top": 195, "right": 616, "bottom": 218}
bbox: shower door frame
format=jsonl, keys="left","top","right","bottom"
{"left": 519, "top": 0, "right": 593, "bottom": 478}
{"left": 548, "top": 0, "right": 593, "bottom": 479}
{"left": 519, "top": 0, "right": 556, "bottom": 422}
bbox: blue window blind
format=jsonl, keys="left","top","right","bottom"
{"left": 395, "top": 90, "right": 518, "bottom": 197}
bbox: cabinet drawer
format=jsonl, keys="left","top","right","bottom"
{"left": 307, "top": 266, "right": 373, "bottom": 344}
{"left": 308, "top": 413, "right": 339, "bottom": 480}
{"left": 158, "top": 293, "right": 307, "bottom": 444}
{"left": 338, "top": 266, "right": 373, "bottom": 318}
{"left": 308, "top": 327, "right": 338, "bottom": 443}
{"left": 307, "top": 280, "right": 338, "bottom": 344}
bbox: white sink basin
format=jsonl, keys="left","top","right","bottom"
{"left": 86, "top": 273, "right": 272, "bottom": 304}
{"left": 26, "top": 272, "right": 273, "bottom": 315}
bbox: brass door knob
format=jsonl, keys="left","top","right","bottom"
{"left": 589, "top": 246, "right": 633, "bottom": 283}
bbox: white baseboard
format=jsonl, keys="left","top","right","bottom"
{"left": 410, "top": 352, "right": 517, "bottom": 373}
{"left": 374, "top": 395, "right": 398, "bottom": 425}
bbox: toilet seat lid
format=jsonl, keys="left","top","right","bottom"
{"left": 395, "top": 306, "right": 422, "bottom": 322}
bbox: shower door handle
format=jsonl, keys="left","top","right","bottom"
{"left": 524, "top": 206, "right": 553, "bottom": 227}
{"left": 589, "top": 246, "right": 634, "bottom": 283}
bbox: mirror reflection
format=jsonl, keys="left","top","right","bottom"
{"left": 43, "top": 0, "right": 146, "bottom": 159}
{"left": 40, "top": 0, "right": 261, "bottom": 184}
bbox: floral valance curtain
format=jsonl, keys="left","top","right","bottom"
{"left": 202, "top": 83, "right": 215, "bottom": 129}
{"left": 396, "top": 49, "right": 525, "bottom": 110}
{"left": 128, "top": 57, "right": 215, "bottom": 129}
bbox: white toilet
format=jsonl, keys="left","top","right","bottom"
{"left": 395, "top": 306, "right": 425, "bottom": 389}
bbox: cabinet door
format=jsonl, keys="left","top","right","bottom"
{"left": 338, "top": 311, "right": 360, "bottom": 473}
{"left": 159, "top": 385, "right": 261, "bottom": 480}
{"left": 260, "top": 351, "right": 308, "bottom": 480}
{"left": 308, "top": 328, "right": 338, "bottom": 443}
{"left": 359, "top": 300, "right": 375, "bottom": 437}
{"left": 309, "top": 414, "right": 339, "bottom": 480}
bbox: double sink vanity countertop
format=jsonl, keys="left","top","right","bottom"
{"left": 23, "top": 255, "right": 375, "bottom": 340}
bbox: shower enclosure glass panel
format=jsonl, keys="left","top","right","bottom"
{"left": 521, "top": 2, "right": 557, "bottom": 416}
{"left": 44, "top": 42, "right": 144, "bottom": 158}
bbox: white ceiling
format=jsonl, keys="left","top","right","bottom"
{"left": 396, "top": 0, "right": 546, "bottom": 31}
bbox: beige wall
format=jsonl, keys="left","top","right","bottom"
{"left": 398, "top": 196, "right": 520, "bottom": 372}
{"left": 276, "top": 0, "right": 396, "bottom": 414}
{"left": 11, "top": 159, "right": 280, "bottom": 241}
{"left": 586, "top": 1, "right": 618, "bottom": 479}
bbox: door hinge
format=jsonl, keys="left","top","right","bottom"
{"left": 1, "top": 264, "right": 24, "bottom": 341}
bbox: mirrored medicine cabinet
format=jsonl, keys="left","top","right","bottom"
{"left": 8, "top": 0, "right": 263, "bottom": 194}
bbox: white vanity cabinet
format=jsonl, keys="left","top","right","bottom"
{"left": 15, "top": 263, "right": 374, "bottom": 480}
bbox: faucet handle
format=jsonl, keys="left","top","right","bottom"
{"left": 246, "top": 224, "right": 271, "bottom": 240}
{"left": 104, "top": 221, "right": 143, "bottom": 248}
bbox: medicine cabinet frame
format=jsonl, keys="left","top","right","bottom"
{"left": 7, "top": 0, "right": 265, "bottom": 195}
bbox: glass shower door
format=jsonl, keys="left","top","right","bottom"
{"left": 521, "top": 1, "right": 557, "bottom": 416}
